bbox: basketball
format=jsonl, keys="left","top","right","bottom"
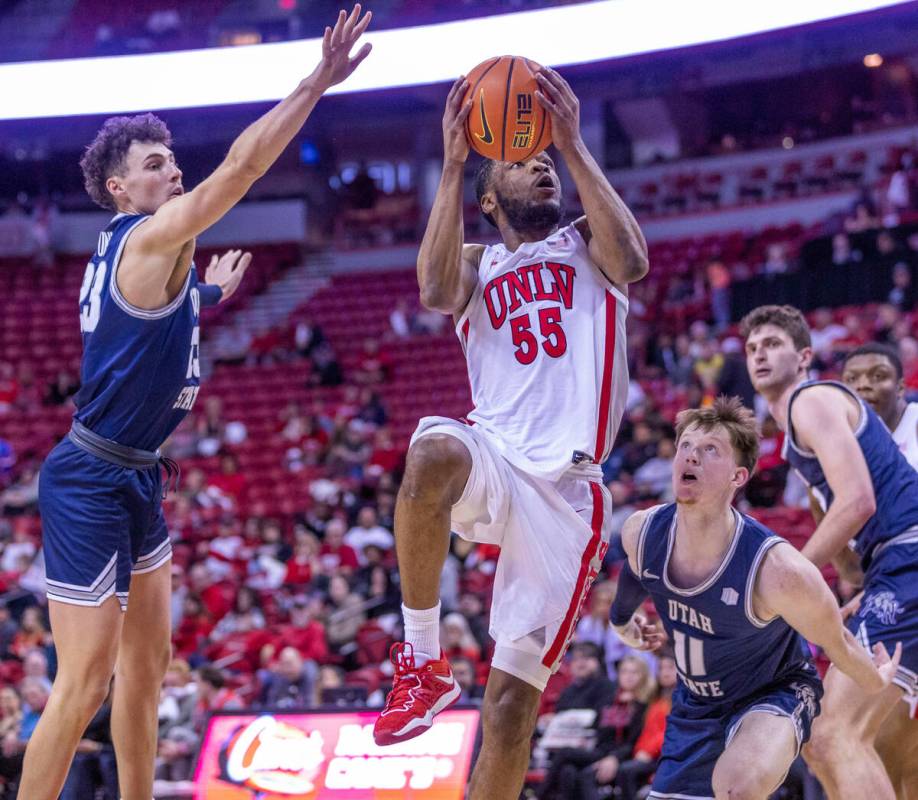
{"left": 463, "top": 55, "right": 552, "bottom": 161}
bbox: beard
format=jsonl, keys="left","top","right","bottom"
{"left": 495, "top": 189, "right": 562, "bottom": 232}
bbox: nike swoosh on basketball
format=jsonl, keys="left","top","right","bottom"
{"left": 643, "top": 569, "right": 660, "bottom": 580}
{"left": 476, "top": 90, "right": 494, "bottom": 145}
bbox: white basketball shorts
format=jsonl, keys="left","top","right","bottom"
{"left": 412, "top": 416, "right": 612, "bottom": 691}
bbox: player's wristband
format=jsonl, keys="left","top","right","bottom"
{"left": 199, "top": 283, "right": 223, "bottom": 307}
{"left": 609, "top": 562, "right": 648, "bottom": 626}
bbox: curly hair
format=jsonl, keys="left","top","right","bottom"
{"left": 739, "top": 304, "right": 811, "bottom": 351}
{"left": 79, "top": 113, "right": 172, "bottom": 211}
{"left": 675, "top": 395, "right": 759, "bottom": 474}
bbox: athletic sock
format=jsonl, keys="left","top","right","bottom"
{"left": 402, "top": 601, "right": 441, "bottom": 666}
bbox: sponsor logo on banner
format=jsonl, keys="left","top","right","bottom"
{"left": 195, "top": 708, "right": 480, "bottom": 799}
{"left": 220, "top": 716, "right": 325, "bottom": 795}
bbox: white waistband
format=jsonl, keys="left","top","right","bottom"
{"left": 871, "top": 526, "right": 918, "bottom": 561}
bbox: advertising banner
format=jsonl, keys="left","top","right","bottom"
{"left": 193, "top": 708, "right": 480, "bottom": 799}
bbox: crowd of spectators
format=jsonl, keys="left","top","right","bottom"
{"left": 0, "top": 152, "right": 915, "bottom": 800}
{"left": 0, "top": 290, "right": 912, "bottom": 797}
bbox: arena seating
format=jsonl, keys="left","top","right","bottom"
{"left": 0, "top": 243, "right": 298, "bottom": 464}
{"left": 615, "top": 139, "right": 913, "bottom": 218}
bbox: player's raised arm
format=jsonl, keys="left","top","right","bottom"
{"left": 535, "top": 67, "right": 648, "bottom": 287}
{"left": 134, "top": 5, "right": 371, "bottom": 257}
{"left": 790, "top": 387, "right": 877, "bottom": 569}
{"left": 754, "top": 542, "right": 900, "bottom": 694}
{"left": 416, "top": 77, "right": 481, "bottom": 315}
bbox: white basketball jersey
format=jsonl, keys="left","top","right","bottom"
{"left": 894, "top": 402, "right": 918, "bottom": 471}
{"left": 456, "top": 222, "right": 629, "bottom": 482}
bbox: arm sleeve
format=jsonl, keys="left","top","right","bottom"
{"left": 199, "top": 283, "right": 223, "bottom": 307}
{"left": 609, "top": 563, "right": 649, "bottom": 626}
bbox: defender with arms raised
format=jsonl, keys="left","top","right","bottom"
{"left": 22, "top": 8, "right": 372, "bottom": 800}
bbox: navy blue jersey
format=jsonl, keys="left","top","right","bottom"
{"left": 783, "top": 380, "right": 918, "bottom": 568}
{"left": 73, "top": 213, "right": 201, "bottom": 450}
{"left": 636, "top": 504, "right": 815, "bottom": 707}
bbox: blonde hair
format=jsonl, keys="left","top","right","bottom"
{"left": 441, "top": 612, "right": 480, "bottom": 655}
{"left": 618, "top": 655, "right": 657, "bottom": 704}
{"left": 675, "top": 395, "right": 759, "bottom": 473}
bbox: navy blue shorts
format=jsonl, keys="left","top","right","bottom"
{"left": 849, "top": 537, "right": 918, "bottom": 701}
{"left": 650, "top": 673, "right": 822, "bottom": 800}
{"left": 38, "top": 438, "right": 172, "bottom": 611}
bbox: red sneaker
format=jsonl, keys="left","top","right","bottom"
{"left": 373, "top": 643, "right": 461, "bottom": 746}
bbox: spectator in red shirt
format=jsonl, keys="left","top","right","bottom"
{"left": 318, "top": 519, "right": 359, "bottom": 575}
{"left": 267, "top": 595, "right": 329, "bottom": 665}
{"left": 284, "top": 533, "right": 322, "bottom": 586}
{"left": 367, "top": 427, "right": 401, "bottom": 475}
{"left": 0, "top": 362, "right": 20, "bottom": 414}
{"left": 206, "top": 454, "right": 247, "bottom": 503}
{"left": 745, "top": 415, "right": 787, "bottom": 507}
{"left": 279, "top": 405, "right": 330, "bottom": 451}
{"left": 902, "top": 336, "right": 918, "bottom": 390}
{"left": 172, "top": 594, "right": 214, "bottom": 659}
{"left": 186, "top": 562, "right": 234, "bottom": 622}
{"left": 354, "top": 338, "right": 393, "bottom": 385}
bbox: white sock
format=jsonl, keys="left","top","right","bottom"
{"left": 402, "top": 602, "right": 441, "bottom": 665}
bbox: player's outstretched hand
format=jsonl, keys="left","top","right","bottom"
{"left": 310, "top": 4, "right": 372, "bottom": 92}
{"left": 872, "top": 641, "right": 902, "bottom": 689}
{"left": 535, "top": 66, "right": 581, "bottom": 154}
{"left": 442, "top": 76, "right": 473, "bottom": 165}
{"left": 618, "top": 613, "right": 666, "bottom": 652}
{"left": 206, "top": 249, "right": 252, "bottom": 303}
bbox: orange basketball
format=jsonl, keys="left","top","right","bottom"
{"left": 463, "top": 55, "right": 552, "bottom": 162}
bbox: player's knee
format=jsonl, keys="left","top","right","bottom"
{"left": 116, "top": 640, "right": 172, "bottom": 686}
{"left": 402, "top": 435, "right": 471, "bottom": 503}
{"left": 54, "top": 673, "right": 111, "bottom": 720}
{"left": 482, "top": 686, "right": 538, "bottom": 747}
{"left": 802, "top": 729, "right": 843, "bottom": 772}
{"left": 712, "top": 770, "right": 768, "bottom": 800}
{"left": 801, "top": 721, "right": 854, "bottom": 776}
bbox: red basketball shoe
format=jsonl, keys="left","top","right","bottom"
{"left": 373, "top": 643, "right": 461, "bottom": 746}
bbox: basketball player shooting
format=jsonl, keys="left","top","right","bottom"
{"left": 372, "top": 66, "right": 649, "bottom": 800}
{"left": 20, "top": 7, "right": 371, "bottom": 800}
